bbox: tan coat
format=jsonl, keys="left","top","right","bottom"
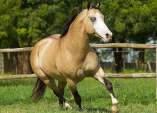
{"left": 31, "top": 9, "right": 99, "bottom": 84}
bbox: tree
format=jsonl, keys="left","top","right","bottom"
{"left": 102, "top": 0, "right": 157, "bottom": 72}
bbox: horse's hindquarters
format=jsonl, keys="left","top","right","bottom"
{"left": 30, "top": 34, "right": 61, "bottom": 78}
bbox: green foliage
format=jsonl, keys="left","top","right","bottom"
{"left": 114, "top": 19, "right": 126, "bottom": 33}
{"left": 0, "top": 0, "right": 156, "bottom": 48}
{"left": 102, "top": 0, "right": 157, "bottom": 42}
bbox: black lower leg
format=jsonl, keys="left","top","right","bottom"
{"left": 53, "top": 90, "right": 65, "bottom": 107}
{"left": 72, "top": 90, "right": 82, "bottom": 110}
{"left": 59, "top": 97, "right": 65, "bottom": 107}
{"left": 103, "top": 78, "right": 115, "bottom": 96}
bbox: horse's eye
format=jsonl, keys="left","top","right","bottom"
{"left": 90, "top": 17, "right": 96, "bottom": 22}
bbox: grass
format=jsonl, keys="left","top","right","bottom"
{"left": 0, "top": 78, "right": 156, "bottom": 113}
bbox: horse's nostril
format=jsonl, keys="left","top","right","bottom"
{"left": 106, "top": 33, "right": 109, "bottom": 38}
{"left": 105, "top": 33, "right": 112, "bottom": 41}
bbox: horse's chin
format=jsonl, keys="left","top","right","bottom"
{"left": 100, "top": 37, "right": 111, "bottom": 43}
{"left": 94, "top": 33, "right": 111, "bottom": 43}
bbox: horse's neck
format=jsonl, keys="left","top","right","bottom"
{"left": 62, "top": 23, "right": 89, "bottom": 55}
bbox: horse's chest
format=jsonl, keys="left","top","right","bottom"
{"left": 56, "top": 51, "right": 84, "bottom": 72}
{"left": 56, "top": 49, "right": 99, "bottom": 79}
{"left": 57, "top": 60, "right": 82, "bottom": 76}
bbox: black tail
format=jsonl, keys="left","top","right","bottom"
{"left": 32, "top": 78, "right": 46, "bottom": 102}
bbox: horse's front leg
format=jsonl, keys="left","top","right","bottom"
{"left": 94, "top": 67, "right": 119, "bottom": 112}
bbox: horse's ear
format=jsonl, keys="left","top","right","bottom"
{"left": 96, "top": 2, "right": 100, "bottom": 9}
{"left": 87, "top": 2, "right": 95, "bottom": 9}
{"left": 87, "top": 2, "right": 100, "bottom": 9}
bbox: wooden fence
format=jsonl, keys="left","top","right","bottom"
{"left": 0, "top": 43, "right": 156, "bottom": 80}
{"left": 0, "top": 43, "right": 156, "bottom": 53}
{"left": 0, "top": 73, "right": 156, "bottom": 80}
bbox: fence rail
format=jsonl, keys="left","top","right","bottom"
{"left": 0, "top": 47, "right": 32, "bottom": 53}
{"left": 90, "top": 43, "right": 156, "bottom": 49}
{"left": 0, "top": 43, "right": 156, "bottom": 53}
{"left": 0, "top": 43, "right": 156, "bottom": 80}
{"left": 0, "top": 73, "right": 156, "bottom": 80}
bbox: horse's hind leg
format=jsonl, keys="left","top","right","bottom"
{"left": 94, "top": 67, "right": 119, "bottom": 112}
{"left": 33, "top": 69, "right": 71, "bottom": 109}
{"left": 47, "top": 79, "right": 71, "bottom": 109}
{"left": 57, "top": 81, "right": 72, "bottom": 109}
{"left": 67, "top": 79, "right": 82, "bottom": 110}
{"left": 32, "top": 69, "right": 60, "bottom": 102}
{"left": 32, "top": 77, "right": 46, "bottom": 101}
{"left": 32, "top": 68, "right": 51, "bottom": 101}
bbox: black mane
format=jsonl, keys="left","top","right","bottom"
{"left": 60, "top": 8, "right": 81, "bottom": 38}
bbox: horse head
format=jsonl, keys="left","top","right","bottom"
{"left": 83, "top": 2, "right": 112, "bottom": 42}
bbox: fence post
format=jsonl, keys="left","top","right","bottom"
{"left": 156, "top": 46, "right": 157, "bottom": 100}
{"left": 0, "top": 53, "right": 4, "bottom": 73}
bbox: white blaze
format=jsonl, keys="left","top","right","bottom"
{"left": 93, "top": 12, "right": 112, "bottom": 42}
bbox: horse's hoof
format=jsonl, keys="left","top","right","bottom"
{"left": 64, "top": 102, "right": 72, "bottom": 110}
{"left": 79, "top": 108, "right": 83, "bottom": 112}
{"left": 111, "top": 104, "right": 119, "bottom": 113}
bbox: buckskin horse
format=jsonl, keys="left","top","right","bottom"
{"left": 30, "top": 2, "right": 119, "bottom": 113}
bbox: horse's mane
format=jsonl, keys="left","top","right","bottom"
{"left": 60, "top": 8, "right": 82, "bottom": 38}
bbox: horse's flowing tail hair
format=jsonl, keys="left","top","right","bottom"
{"left": 32, "top": 78, "right": 46, "bottom": 101}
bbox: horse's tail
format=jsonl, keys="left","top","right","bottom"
{"left": 32, "top": 78, "right": 46, "bottom": 102}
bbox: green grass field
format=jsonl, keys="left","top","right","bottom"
{"left": 0, "top": 78, "right": 156, "bottom": 113}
